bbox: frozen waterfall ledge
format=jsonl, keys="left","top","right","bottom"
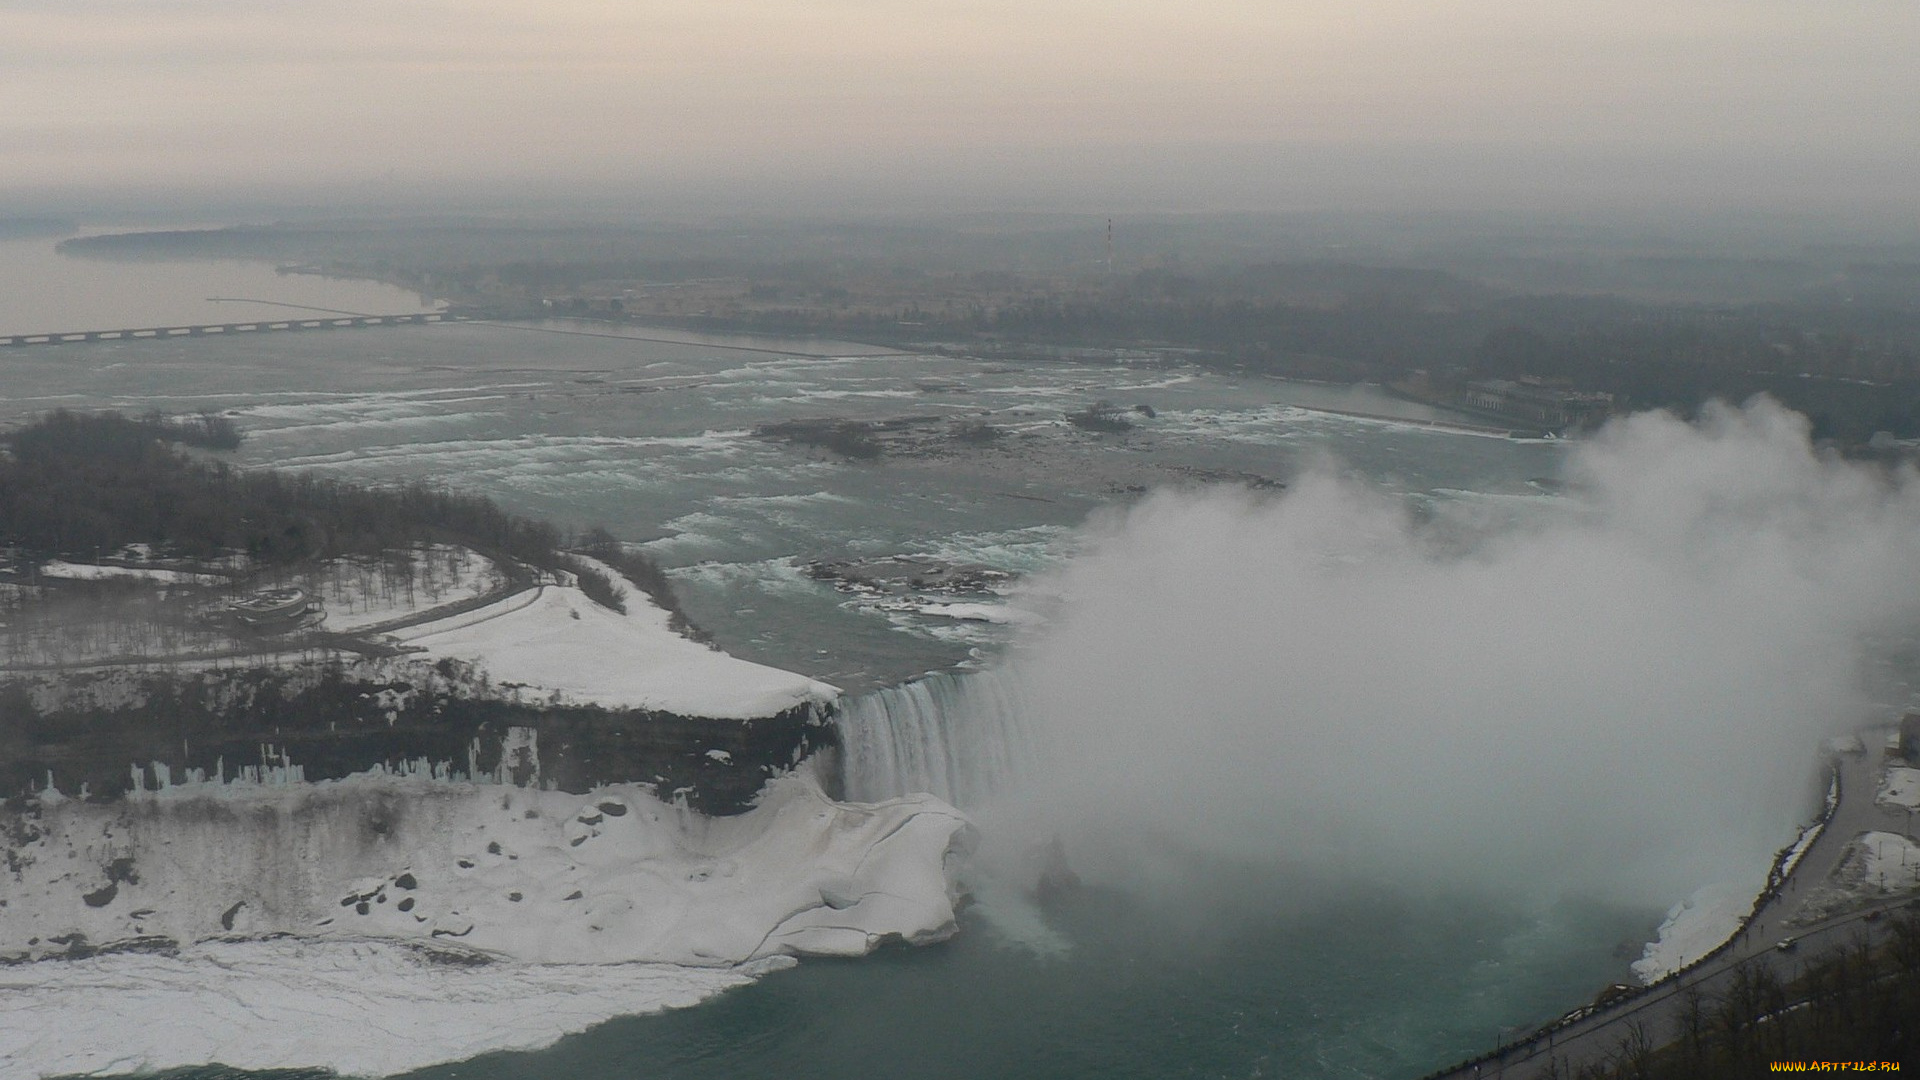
{"left": 0, "top": 772, "right": 973, "bottom": 1077}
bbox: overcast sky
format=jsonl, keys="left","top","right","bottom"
{"left": 2, "top": 0, "right": 1915, "bottom": 220}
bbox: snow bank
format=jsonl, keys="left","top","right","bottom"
{"left": 1851, "top": 830, "right": 1920, "bottom": 893}
{"left": 0, "top": 939, "right": 791, "bottom": 1078}
{"left": 0, "top": 772, "right": 971, "bottom": 1075}
{"left": 36, "top": 560, "right": 222, "bottom": 585}
{"left": 1631, "top": 878, "right": 1759, "bottom": 983}
{"left": 1, "top": 772, "right": 968, "bottom": 967}
{"left": 388, "top": 569, "right": 836, "bottom": 719}
{"left": 1776, "top": 819, "right": 1824, "bottom": 884}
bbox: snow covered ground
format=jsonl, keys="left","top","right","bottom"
{"left": 3, "top": 772, "right": 968, "bottom": 966}
{"left": 1877, "top": 766, "right": 1920, "bottom": 811}
{"left": 388, "top": 557, "right": 837, "bottom": 718}
{"left": 1631, "top": 878, "right": 1760, "bottom": 984}
{"left": 0, "top": 939, "right": 792, "bottom": 1078}
{"left": 0, "top": 770, "right": 972, "bottom": 1076}
{"left": 34, "top": 560, "right": 224, "bottom": 585}
{"left": 315, "top": 544, "right": 503, "bottom": 632}
{"left": 0, "top": 553, "right": 881, "bottom": 1076}
{"left": 1849, "top": 831, "right": 1920, "bottom": 893}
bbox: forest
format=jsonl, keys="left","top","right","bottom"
{"left": 0, "top": 410, "right": 690, "bottom": 630}
{"left": 0, "top": 410, "right": 558, "bottom": 563}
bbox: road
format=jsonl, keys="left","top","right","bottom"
{"left": 1427, "top": 739, "right": 1917, "bottom": 1079}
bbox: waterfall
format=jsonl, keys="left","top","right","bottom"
{"left": 834, "top": 668, "right": 1036, "bottom": 807}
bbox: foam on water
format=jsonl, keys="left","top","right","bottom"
{"left": 912, "top": 524, "right": 1079, "bottom": 575}
{"left": 710, "top": 490, "right": 858, "bottom": 508}
{"left": 669, "top": 557, "right": 829, "bottom": 599}
{"left": 706, "top": 358, "right": 860, "bottom": 382}
{"left": 889, "top": 617, "right": 1002, "bottom": 647}
{"left": 247, "top": 410, "right": 508, "bottom": 441}
{"left": 791, "top": 388, "right": 928, "bottom": 401}
{"left": 1107, "top": 372, "right": 1201, "bottom": 391}
{"left": 1149, "top": 404, "right": 1324, "bottom": 446}
{"left": 260, "top": 432, "right": 759, "bottom": 478}
{"left": 643, "top": 512, "right": 774, "bottom": 558}
{"left": 237, "top": 384, "right": 552, "bottom": 416}
{"left": 963, "top": 875, "right": 1072, "bottom": 959}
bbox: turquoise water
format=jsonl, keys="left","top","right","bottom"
{"left": 0, "top": 241, "right": 1649, "bottom": 1079}
{"left": 391, "top": 887, "right": 1650, "bottom": 1080}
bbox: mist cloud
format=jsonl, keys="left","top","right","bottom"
{"left": 1004, "top": 400, "right": 1920, "bottom": 907}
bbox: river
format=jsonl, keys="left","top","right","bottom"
{"left": 0, "top": 234, "right": 1660, "bottom": 1079}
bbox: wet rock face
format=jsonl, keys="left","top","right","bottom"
{"left": 0, "top": 668, "right": 835, "bottom": 814}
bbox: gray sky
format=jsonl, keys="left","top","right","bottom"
{"left": 3, "top": 0, "right": 1915, "bottom": 219}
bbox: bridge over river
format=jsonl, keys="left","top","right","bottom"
{"left": 0, "top": 310, "right": 458, "bottom": 347}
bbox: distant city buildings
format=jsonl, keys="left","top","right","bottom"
{"left": 1391, "top": 370, "right": 1615, "bottom": 434}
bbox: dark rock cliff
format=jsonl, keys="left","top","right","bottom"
{"left": 0, "top": 661, "right": 837, "bottom": 814}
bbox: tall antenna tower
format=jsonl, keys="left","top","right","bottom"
{"left": 1106, "top": 218, "right": 1114, "bottom": 276}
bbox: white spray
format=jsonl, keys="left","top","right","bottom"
{"left": 855, "top": 400, "right": 1920, "bottom": 909}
